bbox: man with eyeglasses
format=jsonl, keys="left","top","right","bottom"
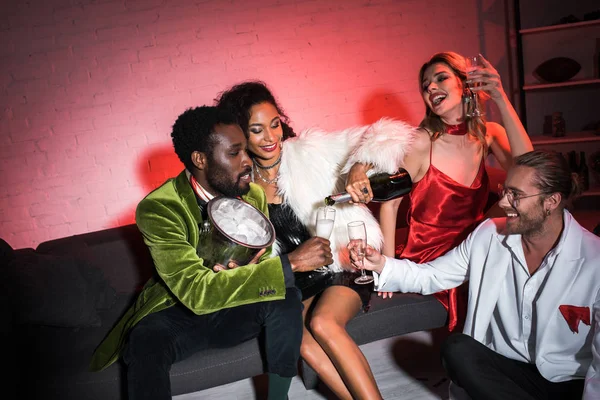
{"left": 350, "top": 150, "right": 600, "bottom": 399}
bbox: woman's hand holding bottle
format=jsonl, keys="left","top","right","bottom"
{"left": 332, "top": 165, "right": 412, "bottom": 205}
{"left": 345, "top": 163, "right": 373, "bottom": 204}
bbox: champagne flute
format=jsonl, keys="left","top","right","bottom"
{"left": 347, "top": 221, "right": 373, "bottom": 285}
{"left": 314, "top": 206, "right": 336, "bottom": 272}
{"left": 464, "top": 55, "right": 485, "bottom": 118}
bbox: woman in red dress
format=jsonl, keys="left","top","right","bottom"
{"left": 346, "top": 52, "right": 533, "bottom": 331}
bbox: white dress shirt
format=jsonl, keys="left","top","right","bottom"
{"left": 487, "top": 228, "right": 565, "bottom": 363}
{"left": 371, "top": 211, "right": 600, "bottom": 399}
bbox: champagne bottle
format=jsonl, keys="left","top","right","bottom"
{"left": 568, "top": 151, "right": 578, "bottom": 173}
{"left": 324, "top": 169, "right": 412, "bottom": 205}
{"left": 594, "top": 38, "right": 600, "bottom": 79}
{"left": 579, "top": 151, "right": 590, "bottom": 191}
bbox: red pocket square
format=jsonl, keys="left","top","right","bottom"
{"left": 559, "top": 305, "right": 591, "bottom": 333}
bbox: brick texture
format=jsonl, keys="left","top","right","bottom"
{"left": 0, "top": 0, "right": 512, "bottom": 249}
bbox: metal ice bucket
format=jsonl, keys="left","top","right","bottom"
{"left": 197, "top": 196, "right": 275, "bottom": 269}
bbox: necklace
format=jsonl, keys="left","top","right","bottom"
{"left": 252, "top": 153, "right": 282, "bottom": 170}
{"left": 253, "top": 162, "right": 279, "bottom": 185}
{"left": 444, "top": 122, "right": 468, "bottom": 136}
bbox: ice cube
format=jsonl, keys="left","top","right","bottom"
{"left": 232, "top": 233, "right": 248, "bottom": 243}
{"left": 245, "top": 231, "right": 262, "bottom": 246}
{"left": 219, "top": 218, "right": 237, "bottom": 234}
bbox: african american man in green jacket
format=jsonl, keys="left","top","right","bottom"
{"left": 90, "top": 106, "right": 332, "bottom": 400}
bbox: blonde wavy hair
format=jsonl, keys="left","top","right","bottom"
{"left": 418, "top": 52, "right": 487, "bottom": 152}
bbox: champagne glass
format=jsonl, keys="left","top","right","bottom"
{"left": 464, "top": 55, "right": 485, "bottom": 118}
{"left": 314, "top": 206, "right": 336, "bottom": 272}
{"left": 347, "top": 221, "right": 373, "bottom": 285}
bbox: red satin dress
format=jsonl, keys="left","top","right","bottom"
{"left": 399, "top": 130, "right": 489, "bottom": 331}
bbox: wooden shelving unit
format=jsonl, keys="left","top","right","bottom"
{"left": 523, "top": 78, "right": 600, "bottom": 91}
{"left": 530, "top": 131, "right": 600, "bottom": 145}
{"left": 520, "top": 19, "right": 600, "bottom": 35}
{"left": 530, "top": 131, "right": 600, "bottom": 201}
{"left": 514, "top": 1, "right": 600, "bottom": 209}
{"left": 582, "top": 186, "right": 600, "bottom": 197}
{"left": 514, "top": 0, "right": 600, "bottom": 137}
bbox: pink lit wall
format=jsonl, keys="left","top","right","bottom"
{"left": 0, "top": 0, "right": 514, "bottom": 249}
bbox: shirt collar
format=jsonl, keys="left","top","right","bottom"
{"left": 186, "top": 169, "right": 215, "bottom": 203}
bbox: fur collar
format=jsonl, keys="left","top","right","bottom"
{"left": 276, "top": 118, "right": 418, "bottom": 272}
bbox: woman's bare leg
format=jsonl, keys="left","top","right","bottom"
{"left": 311, "top": 285, "right": 382, "bottom": 400}
{"left": 300, "top": 296, "right": 354, "bottom": 400}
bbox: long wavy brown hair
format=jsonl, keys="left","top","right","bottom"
{"left": 418, "top": 52, "right": 487, "bottom": 152}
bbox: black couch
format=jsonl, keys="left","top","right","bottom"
{"left": 3, "top": 223, "right": 447, "bottom": 400}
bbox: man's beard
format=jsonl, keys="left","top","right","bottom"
{"left": 509, "top": 207, "right": 548, "bottom": 237}
{"left": 206, "top": 164, "right": 251, "bottom": 198}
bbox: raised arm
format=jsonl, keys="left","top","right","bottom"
{"left": 469, "top": 54, "right": 533, "bottom": 170}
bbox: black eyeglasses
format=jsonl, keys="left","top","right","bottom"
{"left": 498, "top": 184, "right": 547, "bottom": 208}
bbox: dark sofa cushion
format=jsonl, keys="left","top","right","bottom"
{"left": 14, "top": 294, "right": 135, "bottom": 400}
{"left": 0, "top": 238, "right": 14, "bottom": 264}
{"left": 7, "top": 249, "right": 116, "bottom": 328}
{"left": 36, "top": 224, "right": 155, "bottom": 294}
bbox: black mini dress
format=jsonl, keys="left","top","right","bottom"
{"left": 268, "top": 203, "right": 372, "bottom": 311}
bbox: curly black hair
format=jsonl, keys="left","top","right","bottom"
{"left": 171, "top": 106, "right": 237, "bottom": 172}
{"left": 215, "top": 80, "right": 296, "bottom": 140}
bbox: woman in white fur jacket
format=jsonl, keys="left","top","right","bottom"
{"left": 217, "top": 81, "right": 416, "bottom": 400}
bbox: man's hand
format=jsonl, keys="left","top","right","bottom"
{"left": 288, "top": 237, "right": 333, "bottom": 272}
{"left": 213, "top": 248, "right": 266, "bottom": 272}
{"left": 348, "top": 244, "right": 386, "bottom": 274}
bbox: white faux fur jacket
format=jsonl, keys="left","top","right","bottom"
{"left": 275, "top": 118, "right": 418, "bottom": 272}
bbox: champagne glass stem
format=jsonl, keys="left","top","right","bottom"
{"left": 465, "top": 55, "right": 484, "bottom": 118}
{"left": 359, "top": 253, "right": 364, "bottom": 277}
{"left": 348, "top": 221, "right": 373, "bottom": 285}
{"left": 471, "top": 89, "right": 479, "bottom": 116}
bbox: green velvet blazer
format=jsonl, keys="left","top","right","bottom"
{"left": 90, "top": 171, "right": 286, "bottom": 372}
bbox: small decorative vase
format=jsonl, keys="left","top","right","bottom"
{"left": 552, "top": 112, "right": 566, "bottom": 137}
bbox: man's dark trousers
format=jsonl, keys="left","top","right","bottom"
{"left": 442, "top": 333, "right": 584, "bottom": 400}
{"left": 123, "top": 287, "right": 303, "bottom": 400}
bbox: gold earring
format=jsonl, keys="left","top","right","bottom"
{"left": 546, "top": 209, "right": 551, "bottom": 216}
